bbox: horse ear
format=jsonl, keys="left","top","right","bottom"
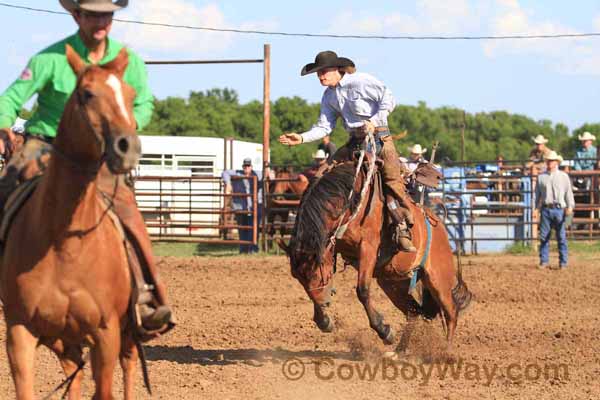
{"left": 65, "top": 44, "right": 86, "bottom": 76}
{"left": 298, "top": 174, "right": 308, "bottom": 183}
{"left": 104, "top": 47, "right": 129, "bottom": 78}
{"left": 276, "top": 238, "right": 291, "bottom": 256}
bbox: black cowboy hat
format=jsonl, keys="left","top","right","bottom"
{"left": 300, "top": 51, "right": 355, "bottom": 76}
{"left": 60, "top": 0, "right": 128, "bottom": 13}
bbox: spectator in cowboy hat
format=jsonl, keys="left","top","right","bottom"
{"left": 527, "top": 134, "right": 554, "bottom": 173}
{"left": 529, "top": 135, "right": 554, "bottom": 162}
{"left": 400, "top": 144, "right": 427, "bottom": 173}
{"left": 535, "top": 150, "right": 574, "bottom": 270}
{"left": 573, "top": 131, "right": 597, "bottom": 171}
{"left": 303, "top": 149, "right": 328, "bottom": 180}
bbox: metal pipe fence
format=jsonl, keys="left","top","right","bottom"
{"left": 133, "top": 159, "right": 599, "bottom": 253}
{"left": 135, "top": 175, "right": 258, "bottom": 245}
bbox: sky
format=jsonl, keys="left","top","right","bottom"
{"left": 1, "top": 0, "right": 600, "bottom": 132}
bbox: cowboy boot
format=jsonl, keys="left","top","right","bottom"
{"left": 120, "top": 208, "right": 174, "bottom": 332}
{"left": 386, "top": 194, "right": 417, "bottom": 253}
{"left": 98, "top": 169, "right": 175, "bottom": 333}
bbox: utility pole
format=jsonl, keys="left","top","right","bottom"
{"left": 460, "top": 110, "right": 466, "bottom": 163}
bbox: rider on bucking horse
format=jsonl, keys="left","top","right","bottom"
{"left": 278, "top": 51, "right": 416, "bottom": 253}
{"left": 0, "top": 0, "right": 174, "bottom": 333}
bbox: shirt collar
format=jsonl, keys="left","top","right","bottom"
{"left": 337, "top": 72, "right": 351, "bottom": 88}
{"left": 71, "top": 32, "right": 119, "bottom": 65}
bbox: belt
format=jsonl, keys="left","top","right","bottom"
{"left": 349, "top": 126, "right": 390, "bottom": 137}
{"left": 543, "top": 203, "right": 562, "bottom": 209}
{"left": 25, "top": 132, "right": 54, "bottom": 144}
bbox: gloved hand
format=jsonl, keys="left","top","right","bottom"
{"left": 0, "top": 128, "right": 16, "bottom": 157}
{"left": 361, "top": 120, "right": 375, "bottom": 135}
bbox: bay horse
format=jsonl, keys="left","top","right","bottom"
{"left": 267, "top": 168, "right": 309, "bottom": 239}
{"left": 279, "top": 160, "right": 472, "bottom": 353}
{"left": 0, "top": 45, "right": 143, "bottom": 399}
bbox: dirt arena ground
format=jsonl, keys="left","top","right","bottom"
{"left": 1, "top": 251, "right": 599, "bottom": 399}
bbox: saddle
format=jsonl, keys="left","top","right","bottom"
{"left": 0, "top": 175, "right": 42, "bottom": 244}
{"left": 411, "top": 162, "right": 442, "bottom": 189}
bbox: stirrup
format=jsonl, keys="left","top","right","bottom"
{"left": 139, "top": 304, "right": 172, "bottom": 331}
{"left": 131, "top": 285, "right": 174, "bottom": 340}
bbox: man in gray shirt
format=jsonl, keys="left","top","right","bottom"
{"left": 535, "top": 151, "right": 575, "bottom": 269}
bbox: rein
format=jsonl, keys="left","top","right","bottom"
{"left": 42, "top": 353, "right": 88, "bottom": 400}
{"left": 306, "top": 132, "right": 377, "bottom": 293}
{"left": 64, "top": 175, "right": 120, "bottom": 239}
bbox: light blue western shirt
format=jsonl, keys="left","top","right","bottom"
{"left": 300, "top": 72, "right": 395, "bottom": 143}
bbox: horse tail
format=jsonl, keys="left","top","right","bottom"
{"left": 452, "top": 242, "right": 472, "bottom": 313}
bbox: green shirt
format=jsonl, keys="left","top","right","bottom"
{"left": 0, "top": 32, "right": 154, "bottom": 137}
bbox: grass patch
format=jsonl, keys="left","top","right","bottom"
{"left": 504, "top": 242, "right": 534, "bottom": 255}
{"left": 152, "top": 242, "right": 241, "bottom": 257}
{"left": 503, "top": 240, "right": 600, "bottom": 257}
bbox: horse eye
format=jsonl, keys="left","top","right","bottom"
{"left": 81, "top": 89, "right": 95, "bottom": 103}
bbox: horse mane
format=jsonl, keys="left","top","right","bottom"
{"left": 290, "top": 162, "right": 358, "bottom": 265}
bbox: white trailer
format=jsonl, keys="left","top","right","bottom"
{"left": 134, "top": 135, "right": 264, "bottom": 239}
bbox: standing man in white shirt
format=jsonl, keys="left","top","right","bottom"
{"left": 535, "top": 151, "right": 575, "bottom": 270}
{"left": 279, "top": 51, "right": 415, "bottom": 252}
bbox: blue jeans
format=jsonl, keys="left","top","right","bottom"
{"left": 539, "top": 207, "right": 568, "bottom": 266}
{"left": 235, "top": 208, "right": 261, "bottom": 254}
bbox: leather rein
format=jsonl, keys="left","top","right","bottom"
{"left": 305, "top": 133, "right": 378, "bottom": 293}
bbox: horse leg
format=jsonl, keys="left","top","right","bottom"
{"left": 357, "top": 242, "right": 395, "bottom": 345}
{"left": 47, "top": 340, "right": 84, "bottom": 400}
{"left": 425, "top": 275, "right": 458, "bottom": 351}
{"left": 6, "top": 323, "right": 38, "bottom": 400}
{"left": 120, "top": 332, "right": 139, "bottom": 400}
{"left": 376, "top": 278, "right": 417, "bottom": 354}
{"left": 90, "top": 319, "right": 121, "bottom": 400}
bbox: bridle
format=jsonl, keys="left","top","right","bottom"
{"left": 301, "top": 134, "right": 377, "bottom": 293}
{"left": 51, "top": 69, "right": 109, "bottom": 177}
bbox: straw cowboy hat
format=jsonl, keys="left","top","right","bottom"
{"left": 408, "top": 144, "right": 427, "bottom": 155}
{"left": 544, "top": 150, "right": 563, "bottom": 163}
{"left": 301, "top": 51, "right": 355, "bottom": 76}
{"left": 312, "top": 149, "right": 327, "bottom": 159}
{"left": 532, "top": 134, "right": 549, "bottom": 144}
{"left": 60, "top": 0, "right": 128, "bottom": 13}
{"left": 578, "top": 131, "right": 596, "bottom": 141}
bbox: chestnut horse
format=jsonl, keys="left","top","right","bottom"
{"left": 279, "top": 161, "right": 471, "bottom": 352}
{"left": 0, "top": 46, "right": 143, "bottom": 399}
{"left": 267, "top": 168, "right": 309, "bottom": 239}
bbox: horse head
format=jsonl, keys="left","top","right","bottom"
{"left": 278, "top": 238, "right": 336, "bottom": 332}
{"left": 279, "top": 162, "right": 358, "bottom": 332}
{"left": 271, "top": 169, "right": 309, "bottom": 199}
{"left": 59, "top": 44, "right": 141, "bottom": 174}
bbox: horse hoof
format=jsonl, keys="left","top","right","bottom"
{"left": 382, "top": 351, "right": 399, "bottom": 361}
{"left": 381, "top": 325, "right": 395, "bottom": 345}
{"left": 316, "top": 316, "right": 334, "bottom": 333}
